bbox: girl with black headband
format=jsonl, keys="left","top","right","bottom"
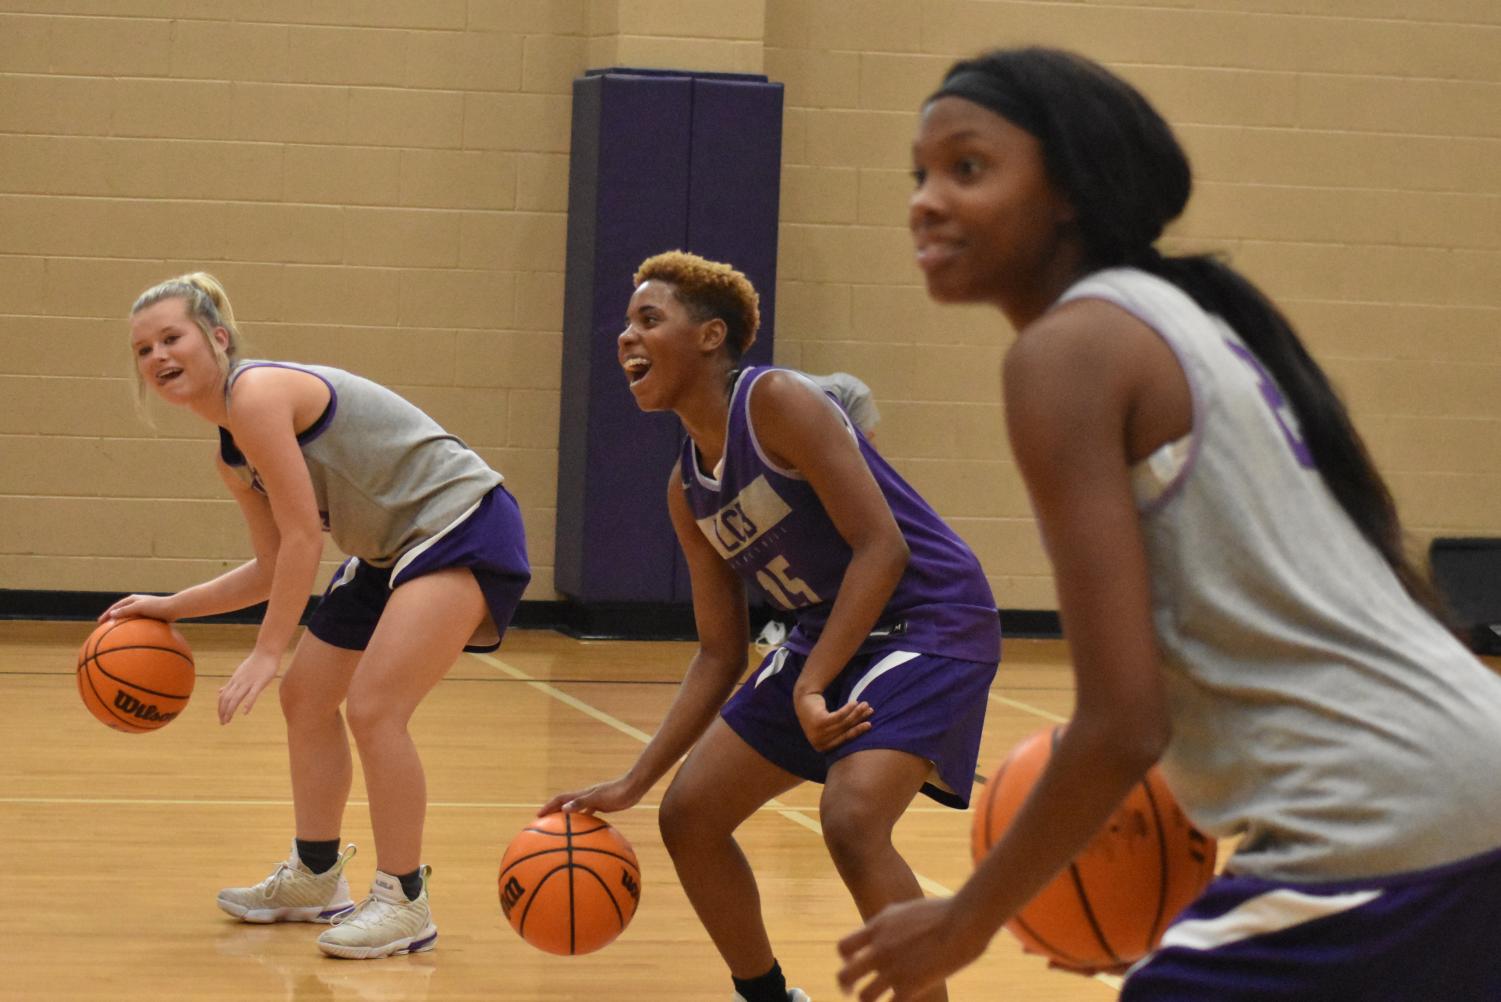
{"left": 836, "top": 46, "right": 1501, "bottom": 1001}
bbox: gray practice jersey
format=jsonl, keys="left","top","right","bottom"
{"left": 806, "top": 371, "right": 880, "bottom": 437}
{"left": 219, "top": 360, "right": 502, "bottom": 568}
{"left": 1059, "top": 268, "right": 1501, "bottom": 882}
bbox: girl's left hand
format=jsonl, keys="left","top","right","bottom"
{"left": 794, "top": 689, "right": 873, "bottom": 751}
{"left": 218, "top": 650, "right": 281, "bottom": 724}
{"left": 837, "top": 897, "right": 984, "bottom": 1001}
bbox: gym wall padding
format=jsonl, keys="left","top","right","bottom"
{"left": 555, "top": 68, "right": 783, "bottom": 606}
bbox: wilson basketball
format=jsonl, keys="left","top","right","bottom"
{"left": 498, "top": 812, "right": 641, "bottom": 956}
{"left": 973, "top": 726, "right": 1217, "bottom": 969}
{"left": 76, "top": 617, "right": 195, "bottom": 733}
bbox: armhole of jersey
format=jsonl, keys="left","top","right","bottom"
{"left": 218, "top": 426, "right": 246, "bottom": 467}
{"left": 1059, "top": 278, "right": 1207, "bottom": 514}
{"left": 745, "top": 368, "right": 857, "bottom": 482}
{"left": 226, "top": 361, "right": 338, "bottom": 446}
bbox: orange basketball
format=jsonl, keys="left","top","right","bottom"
{"left": 972, "top": 726, "right": 1216, "bottom": 969}
{"left": 498, "top": 812, "right": 641, "bottom": 956}
{"left": 76, "top": 617, "right": 195, "bottom": 733}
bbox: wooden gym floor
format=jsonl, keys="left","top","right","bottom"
{"left": 4, "top": 619, "right": 1158, "bottom": 1001}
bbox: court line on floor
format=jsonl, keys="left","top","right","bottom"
{"left": 467, "top": 650, "right": 1121, "bottom": 993}
{"left": 988, "top": 691, "right": 1069, "bottom": 723}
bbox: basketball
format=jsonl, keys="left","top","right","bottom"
{"left": 498, "top": 812, "right": 641, "bottom": 956}
{"left": 973, "top": 726, "right": 1216, "bottom": 969}
{"left": 76, "top": 617, "right": 195, "bottom": 733}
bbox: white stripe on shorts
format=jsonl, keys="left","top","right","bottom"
{"left": 754, "top": 646, "right": 791, "bottom": 688}
{"left": 387, "top": 495, "right": 485, "bottom": 586}
{"left": 846, "top": 650, "right": 920, "bottom": 706}
{"left": 327, "top": 557, "right": 360, "bottom": 593}
{"left": 1156, "top": 887, "right": 1382, "bottom": 953}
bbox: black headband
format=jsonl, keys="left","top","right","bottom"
{"left": 926, "top": 68, "right": 1043, "bottom": 138}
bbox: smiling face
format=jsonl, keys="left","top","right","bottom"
{"left": 129, "top": 296, "right": 230, "bottom": 407}
{"left": 909, "top": 96, "right": 1082, "bottom": 324}
{"left": 618, "top": 279, "right": 726, "bottom": 413}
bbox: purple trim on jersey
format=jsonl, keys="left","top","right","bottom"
{"left": 679, "top": 366, "right": 1000, "bottom": 664}
{"left": 1059, "top": 286, "right": 1206, "bottom": 517}
{"left": 217, "top": 361, "right": 339, "bottom": 470}
{"left": 1121, "top": 842, "right": 1501, "bottom": 1001}
{"left": 742, "top": 372, "right": 846, "bottom": 481}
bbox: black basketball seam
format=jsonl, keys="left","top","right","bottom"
{"left": 80, "top": 663, "right": 150, "bottom": 732}
{"left": 498, "top": 845, "right": 637, "bottom": 877}
{"left": 573, "top": 864, "right": 626, "bottom": 925}
{"left": 1139, "top": 776, "right": 1172, "bottom": 948}
{"left": 1012, "top": 913, "right": 1090, "bottom": 968}
{"left": 1066, "top": 860, "right": 1125, "bottom": 966}
{"left": 501, "top": 847, "right": 577, "bottom": 873}
{"left": 517, "top": 819, "right": 609, "bottom": 837}
{"left": 87, "top": 643, "right": 193, "bottom": 665}
{"left": 565, "top": 812, "right": 577, "bottom": 954}
{"left": 83, "top": 656, "right": 193, "bottom": 700}
{"left": 80, "top": 618, "right": 129, "bottom": 672}
{"left": 559, "top": 847, "right": 635, "bottom": 863}
{"left": 1047, "top": 726, "right": 1126, "bottom": 968}
{"left": 80, "top": 663, "right": 148, "bottom": 731}
{"left": 93, "top": 618, "right": 131, "bottom": 661}
{"left": 516, "top": 865, "right": 570, "bottom": 937}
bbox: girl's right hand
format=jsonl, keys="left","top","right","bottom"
{"left": 539, "top": 776, "right": 643, "bottom": 817}
{"left": 99, "top": 594, "right": 176, "bottom": 623}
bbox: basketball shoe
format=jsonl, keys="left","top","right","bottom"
{"left": 217, "top": 842, "right": 356, "bottom": 923}
{"left": 734, "top": 991, "right": 811, "bottom": 1002}
{"left": 317, "top": 866, "right": 438, "bottom": 960}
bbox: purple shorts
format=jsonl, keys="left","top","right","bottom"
{"left": 1121, "top": 842, "right": 1501, "bottom": 1001}
{"left": 720, "top": 646, "right": 996, "bottom": 808}
{"left": 308, "top": 486, "right": 529, "bottom": 654}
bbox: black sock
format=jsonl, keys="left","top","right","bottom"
{"left": 294, "top": 838, "right": 340, "bottom": 875}
{"left": 393, "top": 868, "right": 424, "bottom": 901}
{"left": 733, "top": 960, "right": 787, "bottom": 1002}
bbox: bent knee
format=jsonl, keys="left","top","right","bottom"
{"left": 657, "top": 784, "right": 698, "bottom": 856}
{"left": 342, "top": 688, "right": 408, "bottom": 742}
{"left": 279, "top": 670, "right": 341, "bottom": 722}
{"left": 820, "top": 801, "right": 896, "bottom": 868}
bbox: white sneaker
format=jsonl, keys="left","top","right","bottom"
{"left": 317, "top": 866, "right": 438, "bottom": 960}
{"left": 217, "top": 842, "right": 356, "bottom": 924}
{"left": 733, "top": 991, "right": 811, "bottom": 1002}
{"left": 754, "top": 619, "right": 788, "bottom": 654}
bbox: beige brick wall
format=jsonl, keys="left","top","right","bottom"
{"left": 766, "top": 0, "right": 1501, "bottom": 610}
{"left": 1, "top": 1, "right": 1497, "bottom": 616}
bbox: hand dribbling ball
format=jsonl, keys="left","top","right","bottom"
{"left": 973, "top": 726, "right": 1216, "bottom": 969}
{"left": 499, "top": 812, "right": 641, "bottom": 956}
{"left": 77, "top": 617, "right": 195, "bottom": 733}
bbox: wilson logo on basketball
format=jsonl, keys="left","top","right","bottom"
{"left": 499, "top": 875, "right": 525, "bottom": 917}
{"left": 112, "top": 691, "right": 179, "bottom": 724}
{"left": 620, "top": 869, "right": 640, "bottom": 903}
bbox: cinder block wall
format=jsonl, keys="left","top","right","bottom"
{"left": 765, "top": 0, "right": 1501, "bottom": 609}
{"left": 1, "top": 1, "right": 1496, "bottom": 614}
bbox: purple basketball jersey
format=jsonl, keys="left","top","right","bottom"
{"left": 679, "top": 367, "right": 1000, "bottom": 664}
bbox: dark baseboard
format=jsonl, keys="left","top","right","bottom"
{"left": 0, "top": 589, "right": 1061, "bottom": 642}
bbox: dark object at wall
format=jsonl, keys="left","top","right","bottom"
{"left": 555, "top": 67, "right": 783, "bottom": 605}
{"left": 1430, "top": 537, "right": 1501, "bottom": 655}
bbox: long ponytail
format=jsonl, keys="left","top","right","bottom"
{"left": 1144, "top": 252, "right": 1447, "bottom": 618}
{"left": 929, "top": 48, "right": 1448, "bottom": 621}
